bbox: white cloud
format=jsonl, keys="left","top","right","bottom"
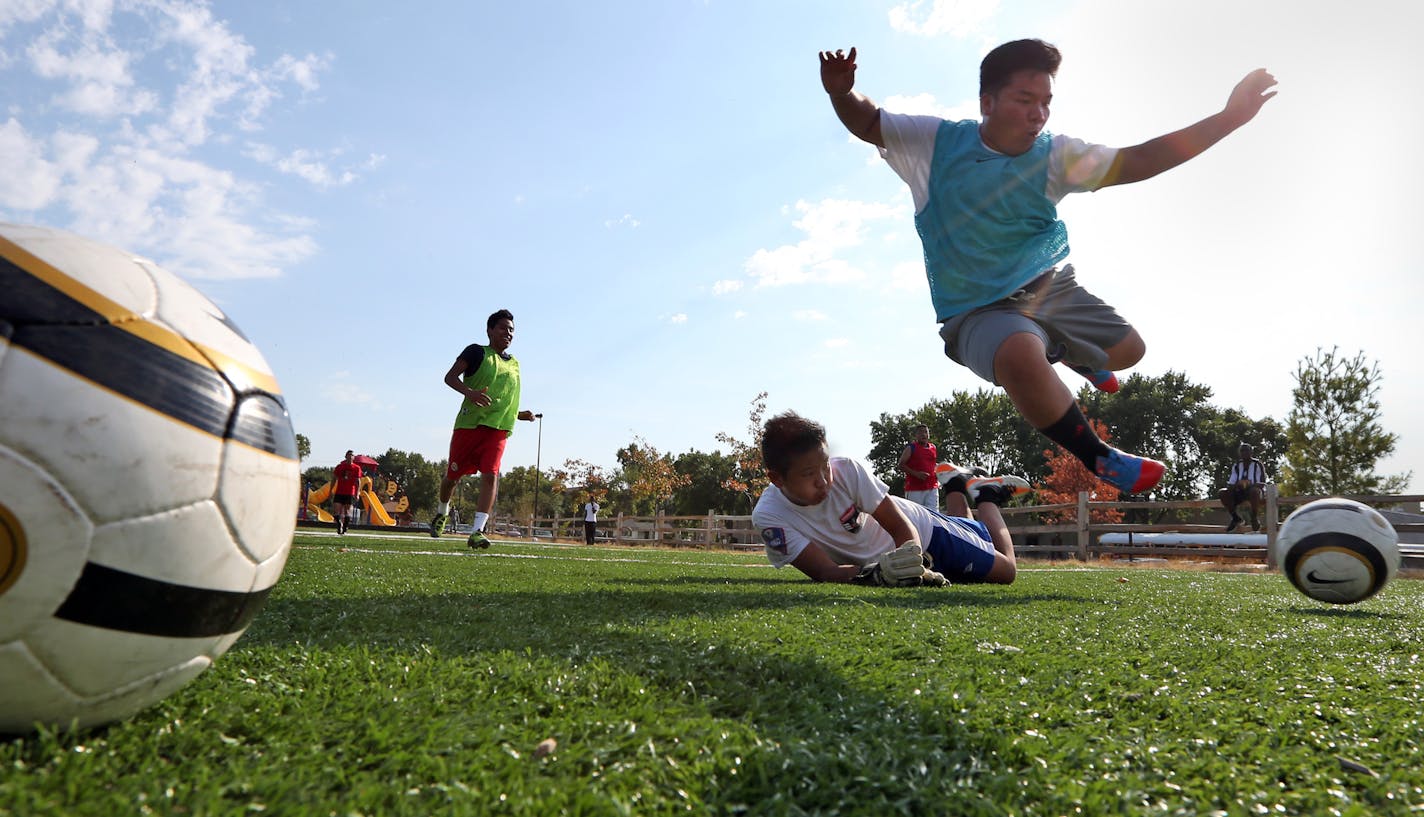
{"left": 270, "top": 52, "right": 327, "bottom": 93}
{"left": 888, "top": 259, "right": 926, "bottom": 292}
{"left": 55, "top": 141, "right": 318, "bottom": 278}
{"left": 888, "top": 0, "right": 999, "bottom": 37}
{"left": 665, "top": 313, "right": 688, "bottom": 324}
{"left": 0, "top": 1, "right": 49, "bottom": 39}
{"left": 245, "top": 143, "right": 365, "bottom": 188}
{"left": 882, "top": 93, "right": 977, "bottom": 121}
{"left": 0, "top": 1, "right": 353, "bottom": 279}
{"left": 0, "top": 118, "right": 61, "bottom": 209}
{"left": 27, "top": 27, "right": 157, "bottom": 118}
{"left": 744, "top": 198, "right": 907, "bottom": 287}
{"left": 604, "top": 213, "right": 640, "bottom": 229}
{"left": 712, "top": 279, "right": 742, "bottom": 295}
{"left": 321, "top": 372, "right": 382, "bottom": 407}
{"left": 792, "top": 309, "right": 827, "bottom": 321}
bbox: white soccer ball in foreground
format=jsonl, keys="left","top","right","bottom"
{"left": 0, "top": 224, "right": 299, "bottom": 733}
{"left": 1274, "top": 497, "right": 1400, "bottom": 605}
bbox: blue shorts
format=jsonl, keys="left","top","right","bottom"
{"left": 922, "top": 509, "right": 998, "bottom": 582}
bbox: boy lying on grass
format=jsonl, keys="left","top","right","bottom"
{"left": 753, "top": 411, "right": 1027, "bottom": 586}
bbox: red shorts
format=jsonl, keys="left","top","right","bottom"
{"left": 445, "top": 426, "right": 510, "bottom": 479}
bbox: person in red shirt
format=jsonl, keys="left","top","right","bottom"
{"left": 332, "top": 450, "right": 363, "bottom": 535}
{"left": 898, "top": 424, "right": 940, "bottom": 509}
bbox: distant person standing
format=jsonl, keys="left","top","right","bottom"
{"left": 1218, "top": 443, "right": 1269, "bottom": 531}
{"left": 582, "top": 494, "right": 600, "bottom": 545}
{"left": 331, "top": 450, "right": 362, "bottom": 535}
{"left": 899, "top": 424, "right": 939, "bottom": 509}
{"left": 429, "top": 309, "right": 537, "bottom": 549}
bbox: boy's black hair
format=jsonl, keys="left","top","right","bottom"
{"left": 761, "top": 411, "right": 827, "bottom": 475}
{"left": 979, "top": 38, "right": 1061, "bottom": 97}
{"left": 487, "top": 309, "right": 514, "bottom": 330}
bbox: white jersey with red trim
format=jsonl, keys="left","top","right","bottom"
{"left": 754, "top": 456, "right": 940, "bottom": 569}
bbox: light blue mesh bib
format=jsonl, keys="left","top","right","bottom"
{"left": 914, "top": 119, "right": 1069, "bottom": 320}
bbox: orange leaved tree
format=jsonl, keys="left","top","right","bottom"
{"left": 1037, "top": 417, "right": 1124, "bottom": 525}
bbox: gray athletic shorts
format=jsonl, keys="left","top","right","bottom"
{"left": 937, "top": 264, "right": 1133, "bottom": 386}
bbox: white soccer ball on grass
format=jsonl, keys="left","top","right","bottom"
{"left": 0, "top": 224, "right": 298, "bottom": 732}
{"left": 1273, "top": 497, "right": 1400, "bottom": 605}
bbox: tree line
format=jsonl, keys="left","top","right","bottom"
{"left": 298, "top": 348, "right": 1409, "bottom": 524}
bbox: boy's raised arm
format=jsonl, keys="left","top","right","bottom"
{"left": 820, "top": 47, "right": 884, "bottom": 148}
{"left": 1101, "top": 68, "right": 1277, "bottom": 188}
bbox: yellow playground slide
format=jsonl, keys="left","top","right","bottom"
{"left": 306, "top": 481, "right": 334, "bottom": 523}
{"left": 361, "top": 490, "right": 396, "bottom": 526}
{"left": 305, "top": 480, "right": 398, "bottom": 526}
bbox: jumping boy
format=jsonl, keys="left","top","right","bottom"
{"left": 753, "top": 411, "right": 1027, "bottom": 586}
{"left": 429, "top": 309, "right": 537, "bottom": 549}
{"left": 818, "top": 40, "right": 1277, "bottom": 494}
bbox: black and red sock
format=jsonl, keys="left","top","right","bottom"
{"left": 1039, "top": 404, "right": 1110, "bottom": 471}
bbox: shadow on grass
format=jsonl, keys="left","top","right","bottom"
{"left": 245, "top": 579, "right": 1100, "bottom": 656}
{"left": 618, "top": 574, "right": 804, "bottom": 586}
{"left": 239, "top": 583, "right": 1033, "bottom": 812}
{"left": 1284, "top": 604, "right": 1408, "bottom": 620}
{"left": 222, "top": 549, "right": 1121, "bottom": 812}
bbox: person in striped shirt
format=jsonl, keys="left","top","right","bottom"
{"left": 1218, "top": 443, "right": 1269, "bottom": 531}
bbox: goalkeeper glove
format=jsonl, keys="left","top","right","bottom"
{"left": 851, "top": 542, "right": 947, "bottom": 587}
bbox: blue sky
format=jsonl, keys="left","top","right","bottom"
{"left": 3, "top": 0, "right": 1420, "bottom": 492}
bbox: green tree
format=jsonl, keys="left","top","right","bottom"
{"left": 302, "top": 466, "right": 333, "bottom": 491}
{"left": 618, "top": 437, "right": 690, "bottom": 515}
{"left": 552, "top": 459, "right": 613, "bottom": 502}
{"left": 1080, "top": 371, "right": 1222, "bottom": 500}
{"left": 671, "top": 449, "right": 742, "bottom": 515}
{"left": 716, "top": 392, "right": 769, "bottom": 513}
{"left": 374, "top": 448, "right": 443, "bottom": 518}
{"left": 495, "top": 465, "right": 565, "bottom": 521}
{"left": 869, "top": 372, "right": 1286, "bottom": 504}
{"left": 1197, "top": 408, "right": 1287, "bottom": 491}
{"left": 867, "top": 390, "right": 1042, "bottom": 493}
{"left": 294, "top": 433, "right": 311, "bottom": 463}
{"left": 1281, "top": 347, "right": 1410, "bottom": 495}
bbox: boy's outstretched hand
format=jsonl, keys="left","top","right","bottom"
{"left": 819, "top": 47, "right": 858, "bottom": 96}
{"left": 1225, "top": 68, "right": 1278, "bottom": 126}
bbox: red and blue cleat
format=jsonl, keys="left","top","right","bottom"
{"left": 1095, "top": 448, "right": 1165, "bottom": 493}
{"left": 1065, "top": 362, "right": 1119, "bottom": 393}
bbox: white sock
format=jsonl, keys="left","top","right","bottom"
{"left": 436, "top": 500, "right": 450, "bottom": 515}
{"left": 474, "top": 512, "right": 489, "bottom": 532}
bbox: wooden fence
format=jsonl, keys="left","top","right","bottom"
{"left": 998, "top": 487, "right": 1424, "bottom": 568}
{"left": 495, "top": 489, "right": 1424, "bottom": 568}
{"left": 493, "top": 511, "right": 763, "bottom": 548}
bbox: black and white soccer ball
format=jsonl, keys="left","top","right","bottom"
{"left": 0, "top": 224, "right": 299, "bottom": 732}
{"left": 1274, "top": 498, "right": 1400, "bottom": 605}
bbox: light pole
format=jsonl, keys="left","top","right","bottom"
{"left": 532, "top": 413, "right": 544, "bottom": 530}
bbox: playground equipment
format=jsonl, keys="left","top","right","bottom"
{"left": 360, "top": 486, "right": 396, "bottom": 526}
{"left": 305, "top": 474, "right": 408, "bottom": 527}
{"left": 305, "top": 482, "right": 335, "bottom": 523}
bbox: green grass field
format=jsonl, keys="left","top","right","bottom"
{"left": 3, "top": 532, "right": 1423, "bottom": 816}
